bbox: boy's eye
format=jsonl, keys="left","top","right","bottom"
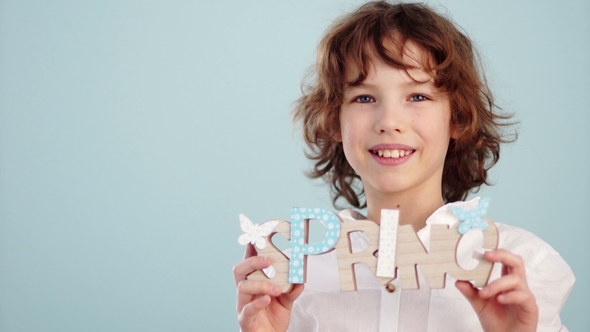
{"left": 410, "top": 94, "right": 428, "bottom": 102}
{"left": 355, "top": 95, "right": 374, "bottom": 103}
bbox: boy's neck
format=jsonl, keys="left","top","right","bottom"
{"left": 365, "top": 191, "right": 445, "bottom": 232}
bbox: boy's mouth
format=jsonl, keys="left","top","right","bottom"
{"left": 370, "top": 149, "right": 415, "bottom": 159}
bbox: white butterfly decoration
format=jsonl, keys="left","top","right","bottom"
{"left": 237, "top": 214, "right": 279, "bottom": 250}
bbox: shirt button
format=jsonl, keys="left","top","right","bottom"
{"left": 385, "top": 283, "right": 396, "bottom": 293}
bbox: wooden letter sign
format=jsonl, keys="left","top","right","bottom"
{"left": 238, "top": 198, "right": 498, "bottom": 293}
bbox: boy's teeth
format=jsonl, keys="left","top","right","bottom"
{"left": 376, "top": 149, "right": 412, "bottom": 159}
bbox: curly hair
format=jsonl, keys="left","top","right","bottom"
{"left": 293, "top": 1, "right": 515, "bottom": 209}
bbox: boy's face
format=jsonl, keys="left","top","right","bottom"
{"left": 338, "top": 41, "right": 452, "bottom": 203}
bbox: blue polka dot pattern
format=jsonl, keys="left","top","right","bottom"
{"left": 450, "top": 197, "right": 491, "bottom": 235}
{"left": 289, "top": 208, "right": 341, "bottom": 284}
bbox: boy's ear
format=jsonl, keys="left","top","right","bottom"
{"left": 332, "top": 130, "right": 342, "bottom": 142}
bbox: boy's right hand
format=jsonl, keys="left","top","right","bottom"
{"left": 233, "top": 244, "right": 305, "bottom": 332}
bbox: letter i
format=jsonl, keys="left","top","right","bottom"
{"left": 376, "top": 209, "right": 399, "bottom": 278}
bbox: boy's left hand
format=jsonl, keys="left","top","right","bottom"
{"left": 456, "top": 249, "right": 539, "bottom": 332}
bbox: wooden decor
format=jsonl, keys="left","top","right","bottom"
{"left": 238, "top": 199, "right": 499, "bottom": 293}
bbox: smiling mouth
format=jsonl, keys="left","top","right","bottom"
{"left": 370, "top": 149, "right": 415, "bottom": 158}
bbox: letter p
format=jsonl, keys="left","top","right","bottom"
{"left": 289, "top": 208, "right": 341, "bottom": 284}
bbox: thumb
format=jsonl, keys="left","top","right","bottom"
{"left": 456, "top": 280, "right": 485, "bottom": 312}
{"left": 279, "top": 284, "right": 305, "bottom": 310}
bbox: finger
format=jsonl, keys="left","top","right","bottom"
{"left": 484, "top": 249, "right": 526, "bottom": 277}
{"left": 243, "top": 243, "right": 257, "bottom": 260}
{"left": 497, "top": 290, "right": 540, "bottom": 329}
{"left": 238, "top": 295, "right": 271, "bottom": 331}
{"left": 479, "top": 274, "right": 522, "bottom": 299}
{"left": 238, "top": 279, "right": 282, "bottom": 298}
{"left": 456, "top": 280, "right": 485, "bottom": 313}
{"left": 236, "top": 279, "right": 281, "bottom": 313}
{"left": 276, "top": 284, "right": 305, "bottom": 311}
{"left": 233, "top": 255, "right": 271, "bottom": 286}
{"left": 455, "top": 280, "right": 478, "bottom": 301}
{"left": 496, "top": 289, "right": 537, "bottom": 310}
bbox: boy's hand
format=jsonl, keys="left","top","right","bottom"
{"left": 456, "top": 249, "right": 538, "bottom": 332}
{"left": 233, "top": 244, "right": 304, "bottom": 332}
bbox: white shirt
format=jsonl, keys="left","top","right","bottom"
{"left": 288, "top": 198, "right": 575, "bottom": 332}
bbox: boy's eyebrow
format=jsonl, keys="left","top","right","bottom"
{"left": 403, "top": 79, "right": 436, "bottom": 88}
{"left": 344, "top": 79, "right": 435, "bottom": 90}
{"left": 344, "top": 82, "right": 377, "bottom": 89}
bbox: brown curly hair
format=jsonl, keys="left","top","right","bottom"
{"left": 293, "top": 1, "right": 515, "bottom": 209}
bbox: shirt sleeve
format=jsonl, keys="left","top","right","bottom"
{"left": 498, "top": 224, "right": 575, "bottom": 331}
{"left": 527, "top": 247, "right": 575, "bottom": 331}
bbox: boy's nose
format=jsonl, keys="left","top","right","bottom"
{"left": 374, "top": 102, "right": 407, "bottom": 134}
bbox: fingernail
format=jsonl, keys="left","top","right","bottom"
{"left": 480, "top": 287, "right": 489, "bottom": 296}
{"left": 258, "top": 295, "right": 270, "bottom": 306}
{"left": 271, "top": 285, "right": 280, "bottom": 295}
{"left": 260, "top": 256, "right": 269, "bottom": 264}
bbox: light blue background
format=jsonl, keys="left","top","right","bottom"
{"left": 1, "top": 0, "right": 588, "bottom": 331}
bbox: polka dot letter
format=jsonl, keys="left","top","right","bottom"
{"left": 289, "top": 208, "right": 341, "bottom": 283}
